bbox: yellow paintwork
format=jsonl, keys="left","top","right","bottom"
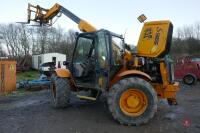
{"left": 133, "top": 57, "right": 140, "bottom": 67}
{"left": 153, "top": 82, "right": 179, "bottom": 98}
{"left": 55, "top": 68, "right": 71, "bottom": 78}
{"left": 109, "top": 68, "right": 152, "bottom": 88}
{"left": 160, "top": 61, "right": 169, "bottom": 87}
{"left": 123, "top": 49, "right": 132, "bottom": 61}
{"left": 76, "top": 95, "right": 96, "bottom": 101}
{"left": 78, "top": 20, "right": 96, "bottom": 32}
{"left": 137, "top": 21, "right": 171, "bottom": 57}
{"left": 152, "top": 61, "right": 179, "bottom": 98}
{"left": 26, "top": 3, "right": 178, "bottom": 101}
{"left": 118, "top": 70, "right": 152, "bottom": 81}
{"left": 109, "top": 61, "right": 179, "bottom": 100}
{"left": 119, "top": 89, "right": 148, "bottom": 117}
{"left": 27, "top": 3, "right": 96, "bottom": 32}
{"left": 43, "top": 3, "right": 61, "bottom": 21}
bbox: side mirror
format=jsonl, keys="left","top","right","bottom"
{"left": 124, "top": 43, "right": 131, "bottom": 51}
{"left": 75, "top": 32, "right": 79, "bottom": 38}
{"left": 63, "top": 61, "right": 70, "bottom": 66}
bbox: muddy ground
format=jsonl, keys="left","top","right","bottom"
{"left": 0, "top": 83, "right": 200, "bottom": 133}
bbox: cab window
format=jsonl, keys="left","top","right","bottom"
{"left": 112, "top": 36, "right": 123, "bottom": 65}
{"left": 74, "top": 37, "right": 93, "bottom": 63}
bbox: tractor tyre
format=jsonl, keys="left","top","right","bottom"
{"left": 51, "top": 76, "right": 71, "bottom": 108}
{"left": 107, "top": 77, "right": 158, "bottom": 126}
{"left": 183, "top": 74, "right": 197, "bottom": 85}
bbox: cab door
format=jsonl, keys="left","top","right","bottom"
{"left": 95, "top": 31, "right": 111, "bottom": 90}
{"left": 72, "top": 33, "right": 96, "bottom": 87}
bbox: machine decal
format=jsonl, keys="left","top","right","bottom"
{"left": 154, "top": 27, "right": 162, "bottom": 45}
{"left": 9, "top": 64, "right": 14, "bottom": 71}
{"left": 143, "top": 28, "right": 152, "bottom": 39}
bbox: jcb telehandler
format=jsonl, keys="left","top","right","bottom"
{"left": 26, "top": 3, "right": 179, "bottom": 125}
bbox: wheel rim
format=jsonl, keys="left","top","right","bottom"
{"left": 185, "top": 76, "right": 193, "bottom": 84}
{"left": 119, "top": 89, "right": 148, "bottom": 117}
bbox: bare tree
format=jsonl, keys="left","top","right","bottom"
{"left": 171, "top": 22, "right": 200, "bottom": 59}
{"left": 0, "top": 44, "right": 7, "bottom": 57}
{"left": 0, "top": 23, "right": 77, "bottom": 63}
{"left": 65, "top": 29, "right": 76, "bottom": 60}
{"left": 47, "top": 26, "right": 64, "bottom": 53}
{"left": 194, "top": 22, "right": 200, "bottom": 40}
{"left": 0, "top": 23, "right": 35, "bottom": 68}
{"left": 0, "top": 23, "right": 20, "bottom": 57}
{"left": 35, "top": 26, "right": 49, "bottom": 54}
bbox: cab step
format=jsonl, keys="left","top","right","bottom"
{"left": 76, "top": 95, "right": 96, "bottom": 101}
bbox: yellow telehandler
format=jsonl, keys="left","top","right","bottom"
{"left": 26, "top": 3, "right": 179, "bottom": 125}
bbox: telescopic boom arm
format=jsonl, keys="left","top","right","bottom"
{"left": 27, "top": 3, "right": 96, "bottom": 32}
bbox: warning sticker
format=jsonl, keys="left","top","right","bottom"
{"left": 9, "top": 64, "right": 14, "bottom": 71}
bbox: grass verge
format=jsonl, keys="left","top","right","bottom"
{"left": 17, "top": 70, "right": 39, "bottom": 82}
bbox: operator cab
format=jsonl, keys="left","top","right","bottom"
{"left": 71, "top": 29, "right": 124, "bottom": 89}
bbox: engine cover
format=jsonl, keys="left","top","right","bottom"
{"left": 137, "top": 21, "right": 173, "bottom": 57}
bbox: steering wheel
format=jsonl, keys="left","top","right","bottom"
{"left": 79, "top": 56, "right": 95, "bottom": 77}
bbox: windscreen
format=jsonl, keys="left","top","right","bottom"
{"left": 191, "top": 57, "right": 200, "bottom": 62}
{"left": 73, "top": 37, "right": 93, "bottom": 63}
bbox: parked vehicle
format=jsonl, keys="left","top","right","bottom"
{"left": 32, "top": 53, "right": 66, "bottom": 71}
{"left": 174, "top": 56, "right": 200, "bottom": 85}
{"left": 25, "top": 3, "right": 179, "bottom": 126}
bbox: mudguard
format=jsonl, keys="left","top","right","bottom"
{"left": 118, "top": 70, "right": 152, "bottom": 81}
{"left": 55, "top": 68, "right": 71, "bottom": 78}
{"left": 109, "top": 70, "right": 152, "bottom": 88}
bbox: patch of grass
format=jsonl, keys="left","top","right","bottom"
{"left": 17, "top": 70, "right": 39, "bottom": 82}
{"left": 0, "top": 71, "right": 40, "bottom": 97}
{"left": 0, "top": 92, "right": 12, "bottom": 97}
{"left": 15, "top": 88, "right": 28, "bottom": 95}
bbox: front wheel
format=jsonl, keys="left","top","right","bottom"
{"left": 107, "top": 77, "right": 158, "bottom": 126}
{"left": 51, "top": 76, "right": 71, "bottom": 108}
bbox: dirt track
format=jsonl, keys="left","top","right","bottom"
{"left": 0, "top": 83, "right": 200, "bottom": 133}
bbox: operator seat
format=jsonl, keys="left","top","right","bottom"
{"left": 73, "top": 57, "right": 95, "bottom": 77}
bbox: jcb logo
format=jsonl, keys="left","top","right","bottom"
{"left": 154, "top": 27, "right": 162, "bottom": 45}
{"left": 143, "top": 27, "right": 162, "bottom": 46}
{"left": 143, "top": 28, "right": 152, "bottom": 39}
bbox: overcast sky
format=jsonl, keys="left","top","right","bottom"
{"left": 0, "top": 0, "right": 199, "bottom": 45}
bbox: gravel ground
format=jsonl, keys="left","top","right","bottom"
{"left": 0, "top": 82, "right": 200, "bottom": 133}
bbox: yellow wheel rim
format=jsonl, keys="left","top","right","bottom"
{"left": 119, "top": 89, "right": 148, "bottom": 117}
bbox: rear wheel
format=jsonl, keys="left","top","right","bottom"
{"left": 51, "top": 76, "right": 71, "bottom": 108}
{"left": 183, "top": 74, "right": 197, "bottom": 85}
{"left": 107, "top": 77, "right": 157, "bottom": 126}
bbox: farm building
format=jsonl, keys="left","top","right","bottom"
{"left": 32, "top": 53, "right": 66, "bottom": 70}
